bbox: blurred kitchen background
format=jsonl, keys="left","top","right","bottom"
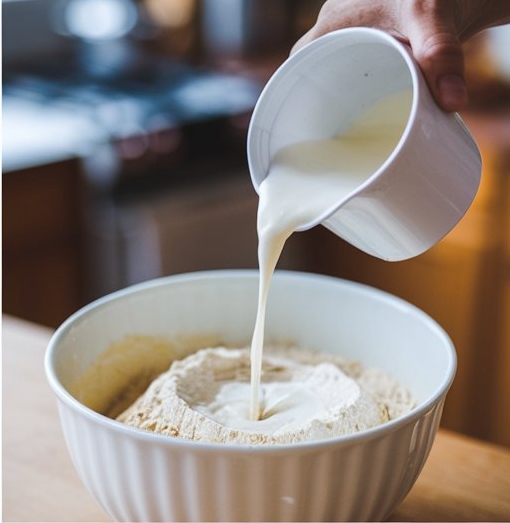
{"left": 3, "top": 0, "right": 510, "bottom": 447}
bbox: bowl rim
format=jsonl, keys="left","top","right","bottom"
{"left": 45, "top": 269, "right": 456, "bottom": 455}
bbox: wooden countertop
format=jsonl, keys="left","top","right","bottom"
{"left": 3, "top": 314, "right": 510, "bottom": 522}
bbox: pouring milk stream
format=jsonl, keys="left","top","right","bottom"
{"left": 245, "top": 28, "right": 481, "bottom": 422}
{"left": 249, "top": 90, "right": 412, "bottom": 420}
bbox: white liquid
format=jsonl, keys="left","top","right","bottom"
{"left": 249, "top": 90, "right": 412, "bottom": 421}
{"left": 196, "top": 360, "right": 366, "bottom": 435}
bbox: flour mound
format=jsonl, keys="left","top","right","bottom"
{"left": 117, "top": 346, "right": 414, "bottom": 445}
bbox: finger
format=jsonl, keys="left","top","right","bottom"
{"left": 411, "top": 31, "right": 468, "bottom": 112}
{"left": 290, "top": 28, "right": 316, "bottom": 55}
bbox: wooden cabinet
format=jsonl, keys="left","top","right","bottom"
{"left": 476, "top": 113, "right": 510, "bottom": 447}
{"left": 3, "top": 160, "right": 86, "bottom": 328}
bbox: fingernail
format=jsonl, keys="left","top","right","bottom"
{"left": 437, "top": 74, "right": 469, "bottom": 112}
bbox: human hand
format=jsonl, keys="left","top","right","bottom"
{"left": 292, "top": 0, "right": 510, "bottom": 112}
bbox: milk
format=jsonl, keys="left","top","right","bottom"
{"left": 195, "top": 359, "right": 367, "bottom": 436}
{"left": 249, "top": 90, "right": 412, "bottom": 420}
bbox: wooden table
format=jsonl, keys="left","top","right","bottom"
{"left": 3, "top": 314, "right": 510, "bottom": 522}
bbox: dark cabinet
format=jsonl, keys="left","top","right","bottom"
{"left": 3, "top": 159, "right": 86, "bottom": 327}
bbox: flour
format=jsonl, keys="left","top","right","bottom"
{"left": 117, "top": 345, "right": 414, "bottom": 445}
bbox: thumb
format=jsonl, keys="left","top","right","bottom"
{"left": 411, "top": 31, "right": 468, "bottom": 112}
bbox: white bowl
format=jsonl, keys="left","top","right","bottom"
{"left": 45, "top": 270, "right": 456, "bottom": 521}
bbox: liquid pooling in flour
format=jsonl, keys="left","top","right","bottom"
{"left": 249, "top": 89, "right": 413, "bottom": 421}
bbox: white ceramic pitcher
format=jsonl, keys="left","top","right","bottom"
{"left": 247, "top": 28, "right": 482, "bottom": 261}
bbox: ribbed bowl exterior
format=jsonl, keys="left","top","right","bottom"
{"left": 57, "top": 396, "right": 444, "bottom": 522}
